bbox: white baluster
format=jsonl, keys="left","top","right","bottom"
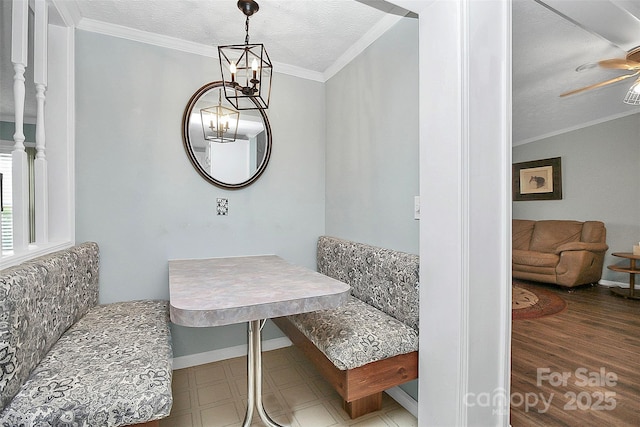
{"left": 11, "top": 0, "right": 29, "bottom": 253}
{"left": 34, "top": 0, "right": 49, "bottom": 244}
{"left": 12, "top": 63, "right": 26, "bottom": 152}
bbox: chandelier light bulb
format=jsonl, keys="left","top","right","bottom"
{"left": 230, "top": 62, "right": 237, "bottom": 82}
{"left": 251, "top": 58, "right": 258, "bottom": 79}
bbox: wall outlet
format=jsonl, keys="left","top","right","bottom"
{"left": 414, "top": 196, "right": 420, "bottom": 220}
{"left": 217, "top": 198, "right": 228, "bottom": 216}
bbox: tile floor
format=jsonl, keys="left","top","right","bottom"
{"left": 160, "top": 346, "right": 418, "bottom": 427}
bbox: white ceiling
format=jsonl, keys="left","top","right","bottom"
{"left": 69, "top": 0, "right": 410, "bottom": 78}
{"left": 513, "top": 0, "right": 640, "bottom": 144}
{"left": 2, "top": 0, "right": 640, "bottom": 144}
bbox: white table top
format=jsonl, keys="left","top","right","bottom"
{"left": 169, "top": 255, "right": 351, "bottom": 327}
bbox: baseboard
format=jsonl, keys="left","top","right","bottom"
{"left": 172, "top": 337, "right": 292, "bottom": 370}
{"left": 598, "top": 279, "right": 629, "bottom": 289}
{"left": 385, "top": 386, "right": 418, "bottom": 418}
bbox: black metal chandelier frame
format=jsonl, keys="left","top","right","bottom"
{"left": 218, "top": 0, "right": 272, "bottom": 111}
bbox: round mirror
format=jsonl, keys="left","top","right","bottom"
{"left": 181, "top": 81, "right": 272, "bottom": 189}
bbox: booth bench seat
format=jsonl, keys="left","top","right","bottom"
{"left": 0, "top": 243, "right": 173, "bottom": 427}
{"left": 274, "top": 236, "right": 419, "bottom": 418}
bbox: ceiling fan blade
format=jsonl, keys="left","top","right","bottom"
{"left": 560, "top": 71, "right": 640, "bottom": 97}
{"left": 598, "top": 58, "right": 640, "bottom": 70}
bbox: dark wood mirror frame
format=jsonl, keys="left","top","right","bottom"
{"left": 181, "top": 81, "right": 272, "bottom": 189}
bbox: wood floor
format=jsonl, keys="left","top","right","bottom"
{"left": 511, "top": 283, "right": 640, "bottom": 426}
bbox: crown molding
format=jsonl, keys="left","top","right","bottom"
{"left": 272, "top": 62, "right": 325, "bottom": 82}
{"left": 513, "top": 109, "right": 640, "bottom": 146}
{"left": 323, "top": 12, "right": 406, "bottom": 81}
{"left": 77, "top": 18, "right": 218, "bottom": 58}
{"left": 49, "top": 0, "right": 82, "bottom": 27}
{"left": 73, "top": 11, "right": 407, "bottom": 83}
{"left": 75, "top": 18, "right": 326, "bottom": 81}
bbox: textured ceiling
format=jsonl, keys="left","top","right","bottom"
{"left": 513, "top": 0, "right": 640, "bottom": 144}
{"left": 72, "top": 0, "right": 404, "bottom": 75}
{"left": 2, "top": 0, "right": 640, "bottom": 145}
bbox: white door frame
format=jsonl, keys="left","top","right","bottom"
{"left": 392, "top": 1, "right": 512, "bottom": 425}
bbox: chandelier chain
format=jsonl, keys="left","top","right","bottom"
{"left": 245, "top": 16, "right": 250, "bottom": 45}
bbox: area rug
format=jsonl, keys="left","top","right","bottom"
{"left": 512, "top": 282, "right": 567, "bottom": 320}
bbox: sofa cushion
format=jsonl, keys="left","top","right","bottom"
{"left": 286, "top": 296, "right": 419, "bottom": 370}
{"left": 581, "top": 221, "right": 606, "bottom": 243}
{"left": 0, "top": 300, "right": 173, "bottom": 427}
{"left": 512, "top": 249, "right": 559, "bottom": 268}
{"left": 512, "top": 220, "right": 536, "bottom": 250}
{"left": 0, "top": 243, "right": 99, "bottom": 411}
{"left": 317, "top": 236, "right": 419, "bottom": 331}
{"left": 529, "top": 221, "right": 583, "bottom": 253}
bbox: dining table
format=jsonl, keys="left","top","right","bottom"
{"left": 168, "top": 254, "right": 351, "bottom": 427}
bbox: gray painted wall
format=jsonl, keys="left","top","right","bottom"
{"left": 75, "top": 30, "right": 326, "bottom": 357}
{"left": 325, "top": 18, "right": 419, "bottom": 255}
{"left": 513, "top": 113, "right": 640, "bottom": 283}
{"left": 325, "top": 17, "right": 419, "bottom": 398}
{"left": 75, "top": 16, "right": 420, "bottom": 399}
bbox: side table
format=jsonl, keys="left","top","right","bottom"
{"left": 607, "top": 252, "right": 640, "bottom": 300}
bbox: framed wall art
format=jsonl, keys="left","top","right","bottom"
{"left": 512, "top": 157, "right": 562, "bottom": 201}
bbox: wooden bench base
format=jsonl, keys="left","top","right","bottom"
{"left": 272, "top": 317, "right": 418, "bottom": 419}
{"left": 343, "top": 392, "right": 383, "bottom": 418}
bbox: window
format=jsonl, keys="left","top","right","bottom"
{"left": 0, "top": 147, "right": 37, "bottom": 252}
{"left": 0, "top": 153, "right": 12, "bottom": 252}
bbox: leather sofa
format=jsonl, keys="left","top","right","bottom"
{"left": 512, "top": 219, "right": 608, "bottom": 287}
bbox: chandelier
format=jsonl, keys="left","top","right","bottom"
{"left": 218, "top": 0, "right": 272, "bottom": 110}
{"left": 200, "top": 88, "right": 239, "bottom": 143}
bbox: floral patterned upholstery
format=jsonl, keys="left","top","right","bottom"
{"left": 0, "top": 243, "right": 99, "bottom": 411}
{"left": 316, "top": 236, "right": 419, "bottom": 330}
{"left": 287, "top": 296, "right": 418, "bottom": 370}
{"left": 286, "top": 236, "right": 419, "bottom": 370}
{"left": 0, "top": 243, "right": 173, "bottom": 426}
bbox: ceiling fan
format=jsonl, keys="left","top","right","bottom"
{"left": 560, "top": 46, "right": 640, "bottom": 104}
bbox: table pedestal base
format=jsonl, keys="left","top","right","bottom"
{"left": 243, "top": 320, "right": 284, "bottom": 427}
